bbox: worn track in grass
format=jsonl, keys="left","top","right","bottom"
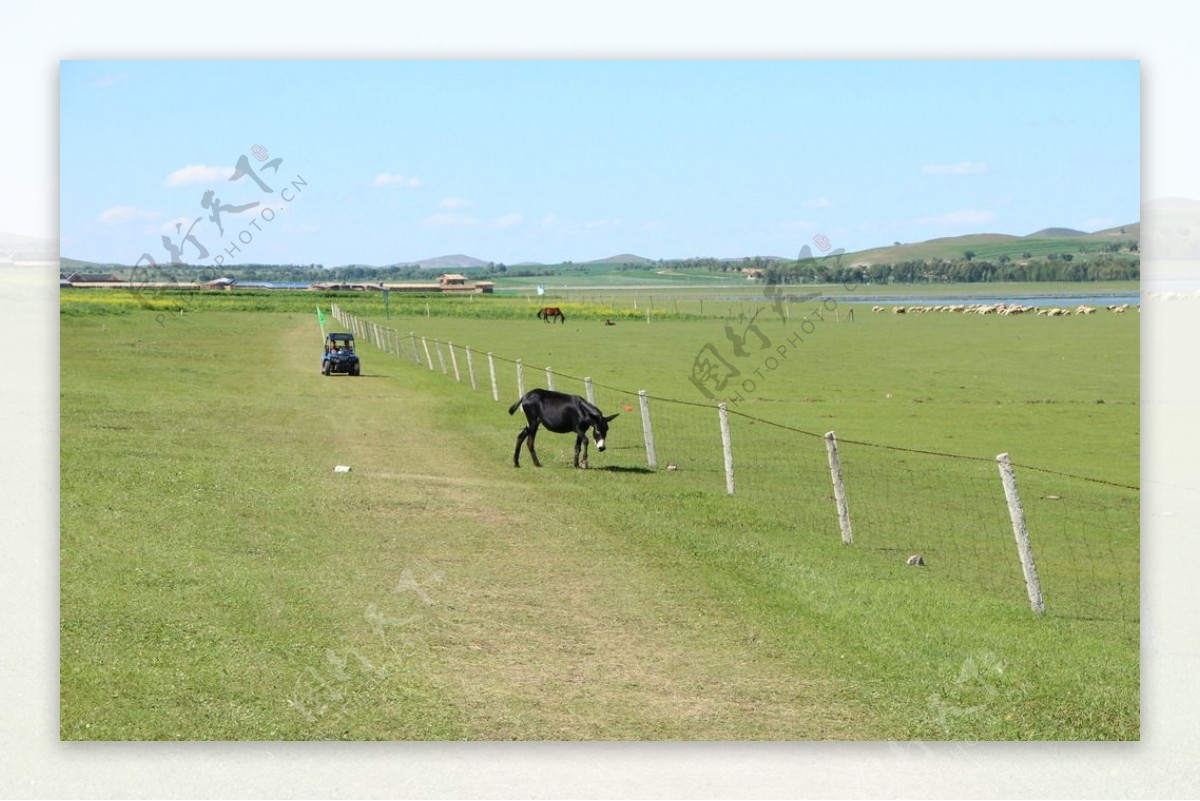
{"left": 61, "top": 311, "right": 884, "bottom": 739}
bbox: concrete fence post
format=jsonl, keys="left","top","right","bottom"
{"left": 638, "top": 390, "right": 657, "bottom": 469}
{"left": 421, "top": 337, "right": 434, "bottom": 372}
{"left": 824, "top": 431, "right": 854, "bottom": 545}
{"left": 488, "top": 352, "right": 499, "bottom": 402}
{"left": 996, "top": 453, "right": 1046, "bottom": 614}
{"left": 719, "top": 403, "right": 735, "bottom": 495}
{"left": 465, "top": 346, "right": 478, "bottom": 391}
{"left": 434, "top": 339, "right": 447, "bottom": 375}
{"left": 448, "top": 342, "right": 461, "bottom": 382}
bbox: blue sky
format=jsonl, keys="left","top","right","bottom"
{"left": 59, "top": 60, "right": 1139, "bottom": 267}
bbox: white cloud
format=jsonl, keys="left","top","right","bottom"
{"left": 921, "top": 161, "right": 988, "bottom": 175}
{"left": 98, "top": 206, "right": 160, "bottom": 224}
{"left": 373, "top": 172, "right": 422, "bottom": 188}
{"left": 915, "top": 209, "right": 996, "bottom": 226}
{"left": 439, "top": 197, "right": 470, "bottom": 209}
{"left": 804, "top": 197, "right": 833, "bottom": 208}
{"left": 539, "top": 214, "right": 559, "bottom": 228}
{"left": 164, "top": 164, "right": 231, "bottom": 187}
{"left": 584, "top": 219, "right": 621, "bottom": 230}
{"left": 489, "top": 213, "right": 523, "bottom": 229}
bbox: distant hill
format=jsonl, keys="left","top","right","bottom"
{"left": 61, "top": 257, "right": 104, "bottom": 270}
{"left": 844, "top": 224, "right": 1138, "bottom": 266}
{"left": 1026, "top": 227, "right": 1087, "bottom": 238}
{"left": 396, "top": 254, "right": 491, "bottom": 270}
{"left": 56, "top": 221, "right": 1140, "bottom": 276}
{"left": 1089, "top": 222, "right": 1139, "bottom": 239}
{"left": 583, "top": 253, "right": 655, "bottom": 265}
{"left": 846, "top": 234, "right": 1019, "bottom": 266}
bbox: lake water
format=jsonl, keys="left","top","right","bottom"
{"left": 236, "top": 281, "right": 312, "bottom": 289}
{"left": 752, "top": 292, "right": 1141, "bottom": 308}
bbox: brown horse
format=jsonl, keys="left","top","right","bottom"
{"left": 536, "top": 306, "right": 566, "bottom": 324}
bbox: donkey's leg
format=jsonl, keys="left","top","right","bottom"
{"left": 575, "top": 433, "right": 589, "bottom": 468}
{"left": 526, "top": 424, "right": 543, "bottom": 467}
{"left": 513, "top": 428, "right": 529, "bottom": 467}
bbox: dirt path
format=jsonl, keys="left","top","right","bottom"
{"left": 288, "top": 320, "right": 876, "bottom": 739}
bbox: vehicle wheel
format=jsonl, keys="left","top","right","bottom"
{"left": 351, "top": 363, "right": 361, "bottom": 376}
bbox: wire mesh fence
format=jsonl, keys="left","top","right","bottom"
{"left": 330, "top": 304, "right": 1139, "bottom": 622}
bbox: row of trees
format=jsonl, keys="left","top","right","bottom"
{"left": 761, "top": 253, "right": 1139, "bottom": 285}
{"left": 108, "top": 248, "right": 1138, "bottom": 286}
{"left": 126, "top": 262, "right": 477, "bottom": 283}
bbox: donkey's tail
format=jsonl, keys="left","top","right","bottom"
{"left": 507, "top": 398, "right": 523, "bottom": 415}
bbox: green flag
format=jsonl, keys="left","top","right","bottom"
{"left": 316, "top": 306, "right": 326, "bottom": 326}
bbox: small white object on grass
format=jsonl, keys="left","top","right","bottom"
{"left": 333, "top": 465, "right": 352, "bottom": 473}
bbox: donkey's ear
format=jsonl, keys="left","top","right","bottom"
{"left": 603, "top": 413, "right": 619, "bottom": 423}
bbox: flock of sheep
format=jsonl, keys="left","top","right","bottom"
{"left": 870, "top": 302, "right": 1136, "bottom": 317}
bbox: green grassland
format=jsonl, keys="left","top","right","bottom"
{"left": 60, "top": 289, "right": 1139, "bottom": 740}
{"left": 336, "top": 300, "right": 1139, "bottom": 484}
{"left": 57, "top": 279, "right": 1141, "bottom": 323}
{"left": 488, "top": 266, "right": 752, "bottom": 290}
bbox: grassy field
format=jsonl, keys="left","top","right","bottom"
{"left": 335, "top": 295, "right": 1139, "bottom": 484}
{"left": 60, "top": 290, "right": 1139, "bottom": 740}
{"left": 58, "top": 278, "right": 1140, "bottom": 321}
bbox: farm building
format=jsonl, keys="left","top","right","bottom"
{"left": 308, "top": 282, "right": 386, "bottom": 291}
{"left": 349, "top": 274, "right": 496, "bottom": 294}
{"left": 60, "top": 272, "right": 122, "bottom": 285}
{"left": 309, "top": 273, "right": 493, "bottom": 293}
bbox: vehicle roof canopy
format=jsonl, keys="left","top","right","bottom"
{"left": 326, "top": 333, "right": 355, "bottom": 340}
